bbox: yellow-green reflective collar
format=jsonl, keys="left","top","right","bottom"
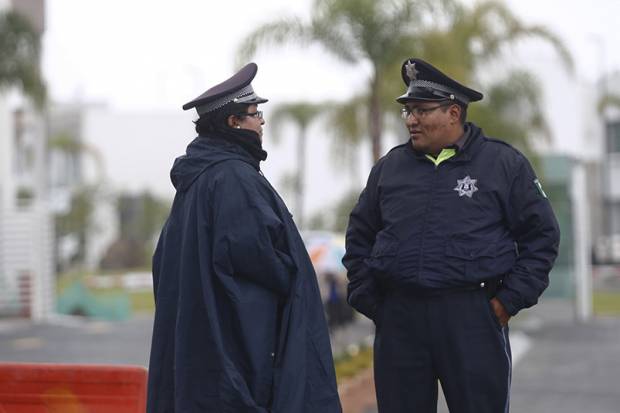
{"left": 425, "top": 148, "right": 456, "bottom": 166}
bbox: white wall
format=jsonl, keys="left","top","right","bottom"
{"left": 0, "top": 99, "right": 55, "bottom": 319}
{"left": 0, "top": 97, "right": 13, "bottom": 211}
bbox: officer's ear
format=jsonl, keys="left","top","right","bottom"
{"left": 448, "top": 104, "right": 461, "bottom": 125}
{"left": 227, "top": 115, "right": 239, "bottom": 128}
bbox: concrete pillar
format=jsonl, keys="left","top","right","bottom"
{"left": 571, "top": 160, "right": 593, "bottom": 322}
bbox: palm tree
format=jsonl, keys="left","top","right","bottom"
{"left": 270, "top": 102, "right": 325, "bottom": 229}
{"left": 0, "top": 10, "right": 46, "bottom": 106}
{"left": 237, "top": 0, "right": 572, "bottom": 162}
{"left": 238, "top": 0, "right": 436, "bottom": 162}
{"left": 49, "top": 133, "right": 106, "bottom": 271}
{"left": 468, "top": 70, "right": 549, "bottom": 160}
{"left": 598, "top": 93, "right": 620, "bottom": 113}
{"left": 412, "top": 0, "right": 573, "bottom": 156}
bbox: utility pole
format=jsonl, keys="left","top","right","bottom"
{"left": 571, "top": 159, "right": 593, "bottom": 322}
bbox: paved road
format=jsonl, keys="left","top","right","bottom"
{"left": 1, "top": 299, "right": 619, "bottom": 413}
{"left": 0, "top": 314, "right": 154, "bottom": 366}
{"left": 510, "top": 316, "right": 620, "bottom": 413}
{"left": 0, "top": 313, "right": 374, "bottom": 366}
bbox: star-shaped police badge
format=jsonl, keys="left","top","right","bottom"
{"left": 454, "top": 175, "right": 478, "bottom": 198}
{"left": 405, "top": 60, "right": 419, "bottom": 81}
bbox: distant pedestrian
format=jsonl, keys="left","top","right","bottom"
{"left": 325, "top": 271, "right": 344, "bottom": 330}
{"left": 147, "top": 63, "right": 341, "bottom": 413}
{"left": 343, "top": 58, "right": 560, "bottom": 413}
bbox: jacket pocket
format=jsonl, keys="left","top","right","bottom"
{"left": 347, "top": 270, "right": 380, "bottom": 320}
{"left": 445, "top": 240, "right": 516, "bottom": 280}
{"left": 482, "top": 294, "right": 504, "bottom": 332}
{"left": 365, "top": 230, "right": 399, "bottom": 280}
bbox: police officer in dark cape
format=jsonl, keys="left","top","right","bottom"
{"left": 343, "top": 58, "right": 560, "bottom": 412}
{"left": 147, "top": 63, "right": 342, "bottom": 413}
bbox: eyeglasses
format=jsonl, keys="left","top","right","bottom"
{"left": 400, "top": 102, "right": 451, "bottom": 119}
{"left": 237, "top": 110, "right": 263, "bottom": 120}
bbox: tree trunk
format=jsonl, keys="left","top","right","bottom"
{"left": 369, "top": 75, "right": 383, "bottom": 162}
{"left": 295, "top": 128, "right": 307, "bottom": 230}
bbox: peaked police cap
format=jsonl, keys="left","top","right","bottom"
{"left": 182, "top": 62, "right": 268, "bottom": 115}
{"left": 396, "top": 58, "right": 483, "bottom": 105}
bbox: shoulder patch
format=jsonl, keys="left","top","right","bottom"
{"left": 534, "top": 178, "right": 548, "bottom": 198}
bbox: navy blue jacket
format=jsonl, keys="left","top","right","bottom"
{"left": 343, "top": 123, "right": 560, "bottom": 319}
{"left": 147, "top": 136, "right": 341, "bottom": 413}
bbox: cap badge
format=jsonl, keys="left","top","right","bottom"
{"left": 405, "top": 61, "right": 419, "bottom": 81}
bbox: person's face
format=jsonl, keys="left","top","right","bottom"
{"left": 402, "top": 101, "right": 458, "bottom": 154}
{"left": 234, "top": 104, "right": 265, "bottom": 139}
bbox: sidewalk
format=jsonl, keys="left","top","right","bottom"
{"left": 509, "top": 299, "right": 620, "bottom": 413}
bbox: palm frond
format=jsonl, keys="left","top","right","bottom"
{"left": 523, "top": 25, "right": 574, "bottom": 73}
{"left": 465, "top": 1, "right": 573, "bottom": 73}
{"left": 0, "top": 11, "right": 46, "bottom": 106}
{"left": 469, "top": 70, "right": 548, "bottom": 161}
{"left": 235, "top": 0, "right": 569, "bottom": 163}
{"left": 309, "top": 17, "right": 359, "bottom": 63}
{"left": 598, "top": 93, "right": 620, "bottom": 113}
{"left": 323, "top": 96, "right": 367, "bottom": 168}
{"left": 268, "top": 102, "right": 326, "bottom": 145}
{"left": 235, "top": 18, "right": 310, "bottom": 66}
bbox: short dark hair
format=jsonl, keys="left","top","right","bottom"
{"left": 194, "top": 102, "right": 249, "bottom": 135}
{"left": 457, "top": 103, "right": 467, "bottom": 124}
{"left": 440, "top": 101, "right": 468, "bottom": 125}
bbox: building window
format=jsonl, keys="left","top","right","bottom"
{"left": 13, "top": 109, "right": 35, "bottom": 176}
{"left": 607, "top": 121, "right": 620, "bottom": 153}
{"left": 611, "top": 202, "right": 620, "bottom": 235}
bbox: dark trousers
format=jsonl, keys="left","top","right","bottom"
{"left": 373, "top": 288, "right": 512, "bottom": 413}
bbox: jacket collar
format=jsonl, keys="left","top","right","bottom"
{"left": 450, "top": 122, "right": 483, "bottom": 163}
{"left": 406, "top": 122, "right": 483, "bottom": 163}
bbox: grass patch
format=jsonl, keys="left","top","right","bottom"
{"left": 128, "top": 290, "right": 155, "bottom": 313}
{"left": 56, "top": 270, "right": 89, "bottom": 293}
{"left": 56, "top": 271, "right": 155, "bottom": 316}
{"left": 593, "top": 291, "right": 620, "bottom": 316}
{"left": 88, "top": 287, "right": 154, "bottom": 313}
{"left": 334, "top": 345, "right": 373, "bottom": 383}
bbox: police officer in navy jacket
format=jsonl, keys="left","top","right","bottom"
{"left": 343, "top": 58, "right": 560, "bottom": 413}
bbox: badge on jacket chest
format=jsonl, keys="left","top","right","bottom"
{"left": 454, "top": 175, "right": 478, "bottom": 198}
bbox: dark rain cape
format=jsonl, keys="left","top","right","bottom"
{"left": 147, "top": 133, "right": 342, "bottom": 413}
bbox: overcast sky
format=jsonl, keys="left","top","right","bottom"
{"left": 42, "top": 0, "right": 620, "bottom": 110}
{"left": 39, "top": 0, "right": 620, "bottom": 214}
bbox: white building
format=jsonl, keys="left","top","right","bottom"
{"left": 596, "top": 74, "right": 620, "bottom": 261}
{"left": 0, "top": 0, "right": 54, "bottom": 319}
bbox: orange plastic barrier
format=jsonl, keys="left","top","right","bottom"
{"left": 0, "top": 363, "right": 147, "bottom": 413}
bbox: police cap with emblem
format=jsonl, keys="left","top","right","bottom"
{"left": 396, "top": 58, "right": 483, "bottom": 105}
{"left": 182, "top": 62, "right": 268, "bottom": 115}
